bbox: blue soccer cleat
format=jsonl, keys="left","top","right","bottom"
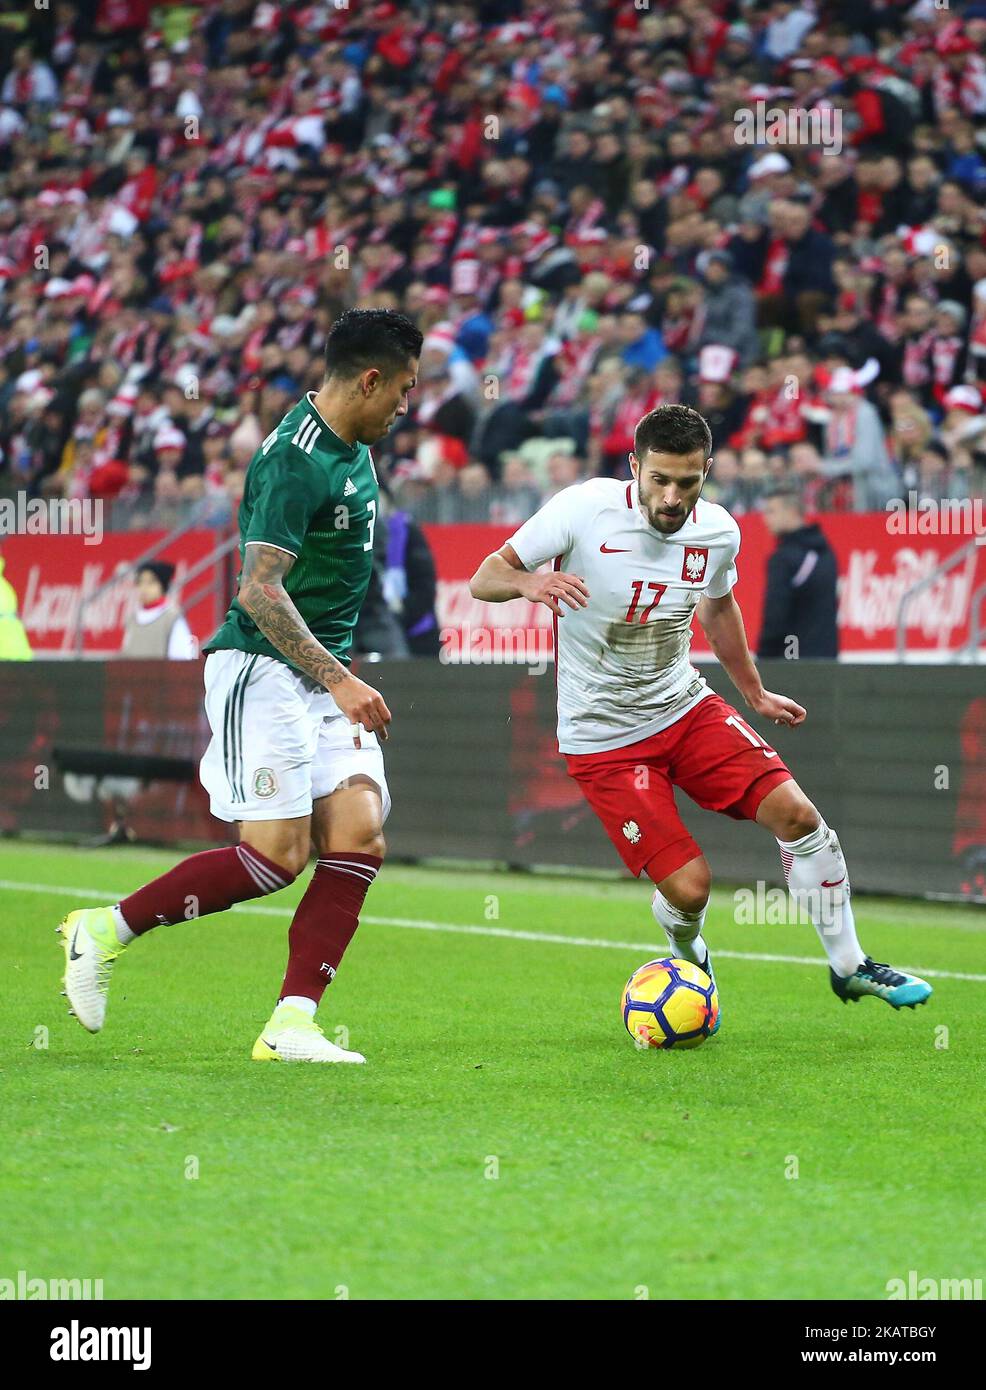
{"left": 830, "top": 957, "right": 932, "bottom": 1011}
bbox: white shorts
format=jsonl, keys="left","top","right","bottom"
{"left": 199, "top": 649, "right": 391, "bottom": 824}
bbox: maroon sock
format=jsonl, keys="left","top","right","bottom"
{"left": 279, "top": 853, "right": 381, "bottom": 1004}
{"left": 119, "top": 844, "right": 295, "bottom": 936}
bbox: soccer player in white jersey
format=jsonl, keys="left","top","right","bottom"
{"left": 470, "top": 404, "right": 931, "bottom": 1019}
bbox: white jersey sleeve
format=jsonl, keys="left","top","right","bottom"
{"left": 704, "top": 518, "right": 740, "bottom": 598}
{"left": 507, "top": 485, "right": 581, "bottom": 571}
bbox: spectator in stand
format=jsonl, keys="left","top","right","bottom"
{"left": 930, "top": 302, "right": 969, "bottom": 403}
{"left": 821, "top": 367, "right": 900, "bottom": 511}
{"left": 910, "top": 441, "right": 972, "bottom": 504}
{"left": 939, "top": 385, "right": 986, "bottom": 465}
{"left": 618, "top": 310, "right": 666, "bottom": 372}
{"left": 693, "top": 345, "right": 748, "bottom": 447}
{"left": 758, "top": 483, "right": 839, "bottom": 660}
{"left": 355, "top": 494, "right": 440, "bottom": 659}
{"left": 780, "top": 201, "right": 837, "bottom": 337}
{"left": 704, "top": 446, "right": 741, "bottom": 511}
{"left": 600, "top": 365, "right": 655, "bottom": 478}
{"left": 456, "top": 462, "right": 494, "bottom": 524}
{"left": 542, "top": 449, "right": 586, "bottom": 500}
{"left": 120, "top": 561, "right": 197, "bottom": 660}
{"left": 492, "top": 455, "right": 543, "bottom": 527}
{"left": 732, "top": 446, "right": 772, "bottom": 515}
{"left": 788, "top": 442, "right": 831, "bottom": 514}
{"left": 888, "top": 388, "right": 934, "bottom": 477}
{"left": 897, "top": 294, "right": 939, "bottom": 409}
{"left": 697, "top": 251, "right": 759, "bottom": 367}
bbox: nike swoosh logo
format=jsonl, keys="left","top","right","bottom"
{"left": 600, "top": 544, "right": 631, "bottom": 554}
{"left": 262, "top": 1038, "right": 278, "bottom": 1052}
{"left": 69, "top": 927, "right": 83, "bottom": 961}
{"left": 821, "top": 876, "right": 846, "bottom": 887}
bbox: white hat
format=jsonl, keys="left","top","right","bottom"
{"left": 943, "top": 385, "right": 982, "bottom": 413}
{"left": 108, "top": 384, "right": 140, "bottom": 418}
{"left": 153, "top": 424, "right": 187, "bottom": 453}
{"left": 172, "top": 363, "right": 200, "bottom": 394}
{"left": 827, "top": 366, "right": 861, "bottom": 396}
{"left": 422, "top": 322, "right": 456, "bottom": 355}
{"left": 43, "top": 277, "right": 74, "bottom": 299}
{"left": 748, "top": 153, "right": 792, "bottom": 181}
{"left": 106, "top": 205, "right": 139, "bottom": 238}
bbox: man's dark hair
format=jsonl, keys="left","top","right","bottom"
{"left": 763, "top": 482, "right": 804, "bottom": 509}
{"left": 137, "top": 561, "right": 175, "bottom": 593}
{"left": 634, "top": 403, "right": 712, "bottom": 461}
{"left": 324, "top": 309, "right": 423, "bottom": 380}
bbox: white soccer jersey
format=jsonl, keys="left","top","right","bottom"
{"left": 508, "top": 478, "right": 741, "bottom": 754}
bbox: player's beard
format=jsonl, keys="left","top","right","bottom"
{"left": 637, "top": 475, "right": 708, "bottom": 533}
{"left": 646, "top": 507, "right": 688, "bottom": 533}
{"left": 638, "top": 492, "right": 694, "bottom": 534}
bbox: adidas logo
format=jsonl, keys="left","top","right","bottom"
{"left": 343, "top": 477, "right": 357, "bottom": 496}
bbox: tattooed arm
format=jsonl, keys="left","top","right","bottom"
{"left": 238, "top": 542, "right": 391, "bottom": 741}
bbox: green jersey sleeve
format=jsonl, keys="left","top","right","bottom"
{"left": 243, "top": 437, "right": 333, "bottom": 557}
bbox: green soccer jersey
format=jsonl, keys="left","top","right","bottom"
{"left": 203, "top": 393, "right": 379, "bottom": 673}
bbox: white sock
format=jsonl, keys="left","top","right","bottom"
{"left": 279, "top": 995, "right": 317, "bottom": 1018}
{"left": 111, "top": 904, "right": 135, "bottom": 946}
{"left": 777, "top": 819, "right": 865, "bottom": 978}
{"left": 651, "top": 887, "right": 709, "bottom": 967}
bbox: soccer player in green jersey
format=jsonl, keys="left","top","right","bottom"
{"left": 58, "top": 309, "right": 422, "bottom": 1062}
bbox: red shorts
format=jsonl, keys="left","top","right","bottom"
{"left": 564, "top": 693, "right": 793, "bottom": 882}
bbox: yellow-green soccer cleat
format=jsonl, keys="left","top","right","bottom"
{"left": 57, "top": 907, "right": 127, "bottom": 1033}
{"left": 251, "top": 1002, "right": 366, "bottom": 1064}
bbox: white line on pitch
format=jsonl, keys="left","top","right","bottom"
{"left": 3, "top": 878, "right": 985, "bottom": 984}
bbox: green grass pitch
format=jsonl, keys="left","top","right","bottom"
{"left": 1, "top": 841, "right": 983, "bottom": 1301}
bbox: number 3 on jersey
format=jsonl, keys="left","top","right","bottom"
{"left": 625, "top": 579, "right": 667, "bottom": 623}
{"left": 363, "top": 499, "right": 377, "bottom": 552}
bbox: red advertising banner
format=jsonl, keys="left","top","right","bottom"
{"left": 2, "top": 530, "right": 229, "bottom": 656}
{"left": 4, "top": 516, "right": 983, "bottom": 661}
{"left": 423, "top": 515, "right": 986, "bottom": 660}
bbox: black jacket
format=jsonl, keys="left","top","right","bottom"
{"left": 758, "top": 523, "right": 839, "bottom": 659}
{"left": 783, "top": 228, "right": 836, "bottom": 299}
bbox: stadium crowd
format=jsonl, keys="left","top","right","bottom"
{"left": 3, "top": 0, "right": 986, "bottom": 529}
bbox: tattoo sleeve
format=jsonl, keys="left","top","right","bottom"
{"left": 237, "top": 543, "right": 350, "bottom": 688}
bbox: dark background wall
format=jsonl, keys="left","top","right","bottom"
{"left": 1, "top": 660, "right": 984, "bottom": 901}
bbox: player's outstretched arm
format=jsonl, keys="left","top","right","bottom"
{"left": 697, "top": 591, "right": 806, "bottom": 728}
{"left": 470, "top": 544, "right": 589, "bottom": 618}
{"left": 238, "top": 542, "right": 391, "bottom": 741}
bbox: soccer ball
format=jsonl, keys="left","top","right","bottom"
{"left": 622, "top": 957, "right": 718, "bottom": 1049}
